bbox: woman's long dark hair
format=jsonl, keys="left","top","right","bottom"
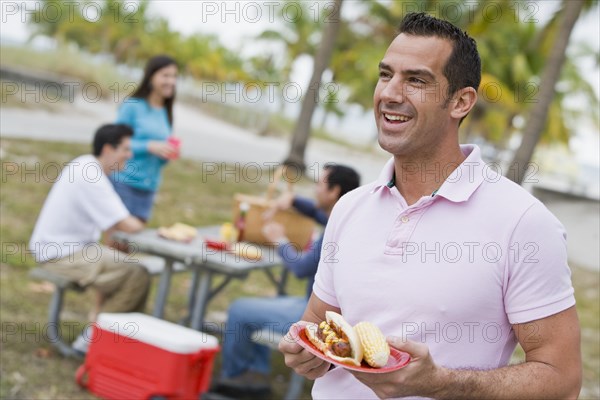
{"left": 130, "top": 55, "right": 177, "bottom": 126}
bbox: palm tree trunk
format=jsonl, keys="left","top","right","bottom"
{"left": 284, "top": 0, "right": 343, "bottom": 172}
{"left": 507, "top": 0, "right": 584, "bottom": 184}
{"left": 319, "top": 107, "right": 330, "bottom": 131}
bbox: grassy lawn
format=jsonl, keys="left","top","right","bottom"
{"left": 1, "top": 45, "right": 132, "bottom": 100}
{"left": 0, "top": 138, "right": 313, "bottom": 399}
{"left": 1, "top": 138, "right": 599, "bottom": 399}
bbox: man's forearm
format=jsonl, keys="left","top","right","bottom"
{"left": 431, "top": 361, "right": 580, "bottom": 399}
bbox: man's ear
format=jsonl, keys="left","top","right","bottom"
{"left": 450, "top": 87, "right": 477, "bottom": 120}
{"left": 99, "top": 143, "right": 115, "bottom": 158}
{"left": 331, "top": 184, "right": 341, "bottom": 201}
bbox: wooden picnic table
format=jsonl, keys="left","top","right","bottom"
{"left": 112, "top": 225, "right": 285, "bottom": 330}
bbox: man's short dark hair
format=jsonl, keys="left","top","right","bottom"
{"left": 92, "top": 124, "right": 133, "bottom": 156}
{"left": 324, "top": 163, "right": 361, "bottom": 199}
{"left": 398, "top": 12, "right": 481, "bottom": 100}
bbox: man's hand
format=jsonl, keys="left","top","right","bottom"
{"left": 349, "top": 337, "right": 444, "bottom": 399}
{"left": 263, "top": 192, "right": 295, "bottom": 220}
{"left": 262, "top": 221, "right": 287, "bottom": 242}
{"left": 279, "top": 322, "right": 331, "bottom": 380}
{"left": 349, "top": 308, "right": 581, "bottom": 399}
{"left": 104, "top": 216, "right": 144, "bottom": 252}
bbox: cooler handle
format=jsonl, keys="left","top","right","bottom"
{"left": 75, "top": 364, "right": 89, "bottom": 388}
{"left": 191, "top": 348, "right": 219, "bottom": 395}
{"left": 190, "top": 347, "right": 220, "bottom": 364}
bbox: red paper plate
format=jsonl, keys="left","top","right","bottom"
{"left": 291, "top": 323, "right": 411, "bottom": 374}
{"left": 204, "top": 239, "right": 230, "bottom": 251}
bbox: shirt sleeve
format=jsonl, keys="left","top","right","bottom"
{"left": 312, "top": 203, "right": 342, "bottom": 308}
{"left": 293, "top": 197, "right": 328, "bottom": 226}
{"left": 116, "top": 100, "right": 150, "bottom": 155}
{"left": 278, "top": 235, "right": 323, "bottom": 279}
{"left": 78, "top": 172, "right": 130, "bottom": 232}
{"left": 503, "top": 202, "right": 575, "bottom": 324}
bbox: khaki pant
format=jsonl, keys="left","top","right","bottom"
{"left": 42, "top": 244, "right": 150, "bottom": 313}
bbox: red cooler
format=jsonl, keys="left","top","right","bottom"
{"left": 76, "top": 313, "right": 219, "bottom": 399}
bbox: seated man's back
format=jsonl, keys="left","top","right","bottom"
{"left": 30, "top": 153, "right": 130, "bottom": 263}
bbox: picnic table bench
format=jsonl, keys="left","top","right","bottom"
{"left": 29, "top": 256, "right": 183, "bottom": 357}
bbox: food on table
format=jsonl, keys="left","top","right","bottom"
{"left": 219, "top": 222, "right": 238, "bottom": 244}
{"left": 157, "top": 223, "right": 197, "bottom": 242}
{"left": 231, "top": 242, "right": 262, "bottom": 261}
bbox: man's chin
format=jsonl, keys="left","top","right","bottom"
{"left": 378, "top": 136, "right": 404, "bottom": 155}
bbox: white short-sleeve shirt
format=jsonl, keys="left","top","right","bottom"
{"left": 29, "top": 155, "right": 130, "bottom": 263}
{"left": 312, "top": 145, "right": 575, "bottom": 399}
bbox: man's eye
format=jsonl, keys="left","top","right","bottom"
{"left": 379, "top": 71, "right": 391, "bottom": 79}
{"left": 408, "top": 77, "right": 426, "bottom": 84}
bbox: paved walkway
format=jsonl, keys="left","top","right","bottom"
{"left": 533, "top": 193, "right": 600, "bottom": 271}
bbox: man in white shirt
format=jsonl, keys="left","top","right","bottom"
{"left": 30, "top": 124, "right": 149, "bottom": 324}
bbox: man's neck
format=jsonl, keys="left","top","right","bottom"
{"left": 95, "top": 156, "right": 113, "bottom": 177}
{"left": 319, "top": 203, "right": 334, "bottom": 217}
{"left": 393, "top": 144, "right": 465, "bottom": 206}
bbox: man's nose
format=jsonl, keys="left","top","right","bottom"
{"left": 380, "top": 78, "right": 405, "bottom": 104}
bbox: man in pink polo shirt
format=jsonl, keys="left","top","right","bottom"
{"left": 279, "top": 12, "right": 581, "bottom": 399}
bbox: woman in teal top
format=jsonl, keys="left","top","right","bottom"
{"left": 112, "top": 55, "right": 179, "bottom": 222}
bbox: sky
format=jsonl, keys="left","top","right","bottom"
{"left": 1, "top": 0, "right": 598, "bottom": 165}
{"left": 3, "top": 1, "right": 597, "bottom": 88}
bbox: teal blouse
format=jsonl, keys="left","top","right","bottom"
{"left": 113, "top": 98, "right": 172, "bottom": 191}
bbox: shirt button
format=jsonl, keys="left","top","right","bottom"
{"left": 401, "top": 216, "right": 409, "bottom": 223}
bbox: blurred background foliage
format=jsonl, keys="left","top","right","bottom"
{"left": 8, "top": 0, "right": 598, "bottom": 166}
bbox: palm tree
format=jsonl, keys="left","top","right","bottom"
{"left": 319, "top": 80, "right": 345, "bottom": 131}
{"left": 283, "top": 0, "right": 343, "bottom": 171}
{"left": 256, "top": 0, "right": 321, "bottom": 112}
{"left": 507, "top": 0, "right": 587, "bottom": 184}
{"left": 111, "top": 0, "right": 152, "bottom": 64}
{"left": 27, "top": 0, "right": 73, "bottom": 42}
{"left": 347, "top": 1, "right": 596, "bottom": 163}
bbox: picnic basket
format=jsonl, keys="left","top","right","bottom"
{"left": 232, "top": 166, "right": 315, "bottom": 250}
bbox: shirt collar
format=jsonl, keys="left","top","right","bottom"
{"left": 435, "top": 144, "right": 487, "bottom": 202}
{"left": 370, "top": 145, "right": 487, "bottom": 202}
{"left": 371, "top": 157, "right": 396, "bottom": 194}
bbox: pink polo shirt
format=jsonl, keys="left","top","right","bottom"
{"left": 312, "top": 145, "right": 575, "bottom": 399}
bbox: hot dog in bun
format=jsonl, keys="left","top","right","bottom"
{"left": 304, "top": 311, "right": 390, "bottom": 368}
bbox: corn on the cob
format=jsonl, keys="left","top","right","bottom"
{"left": 354, "top": 322, "right": 390, "bottom": 368}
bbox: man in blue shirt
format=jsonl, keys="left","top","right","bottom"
{"left": 216, "top": 164, "right": 360, "bottom": 395}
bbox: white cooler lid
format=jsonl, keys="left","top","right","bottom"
{"left": 96, "top": 313, "right": 219, "bottom": 354}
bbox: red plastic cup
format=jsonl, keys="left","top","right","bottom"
{"left": 167, "top": 136, "right": 181, "bottom": 160}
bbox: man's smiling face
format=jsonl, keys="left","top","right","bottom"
{"left": 374, "top": 33, "right": 455, "bottom": 158}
